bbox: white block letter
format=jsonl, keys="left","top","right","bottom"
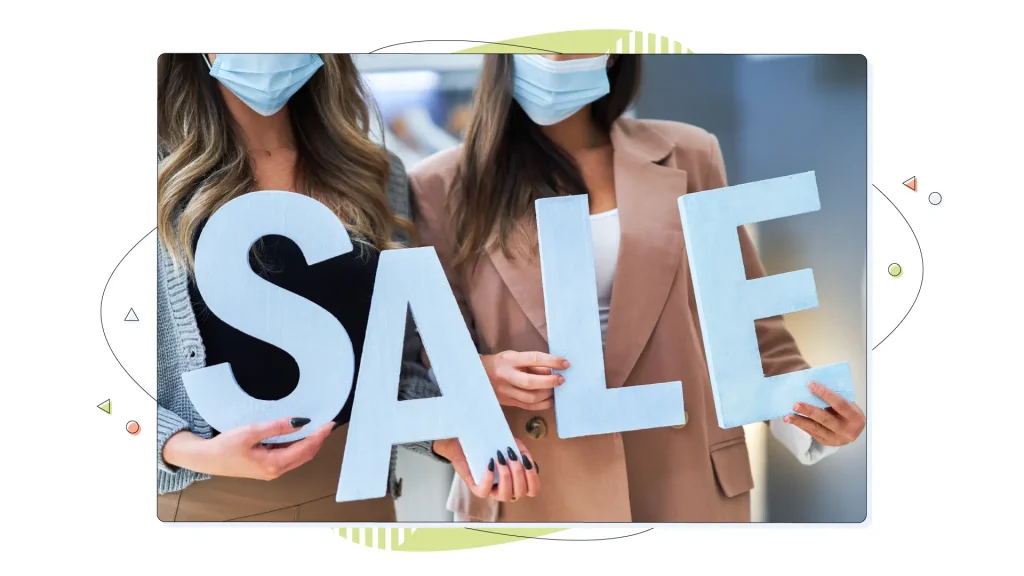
{"left": 677, "top": 172, "right": 855, "bottom": 429}
{"left": 536, "top": 195, "right": 686, "bottom": 438}
{"left": 337, "top": 247, "right": 517, "bottom": 502}
{"left": 181, "top": 191, "right": 355, "bottom": 443}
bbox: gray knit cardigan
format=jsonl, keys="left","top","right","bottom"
{"left": 157, "top": 152, "right": 444, "bottom": 496}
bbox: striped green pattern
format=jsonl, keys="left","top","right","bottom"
{"left": 338, "top": 527, "right": 566, "bottom": 551}
{"left": 457, "top": 29, "right": 692, "bottom": 54}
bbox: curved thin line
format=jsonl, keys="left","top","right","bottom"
{"left": 369, "top": 39, "right": 560, "bottom": 54}
{"left": 871, "top": 184, "right": 923, "bottom": 350}
{"left": 101, "top": 227, "right": 157, "bottom": 401}
{"left": 465, "top": 527, "right": 653, "bottom": 541}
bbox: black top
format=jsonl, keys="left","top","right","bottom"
{"left": 188, "top": 225, "right": 378, "bottom": 436}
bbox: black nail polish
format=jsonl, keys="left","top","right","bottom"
{"left": 507, "top": 447, "right": 518, "bottom": 462}
{"left": 290, "top": 417, "right": 311, "bottom": 428}
{"left": 331, "top": 421, "right": 341, "bottom": 431}
{"left": 535, "top": 460, "right": 540, "bottom": 474}
{"left": 496, "top": 450, "right": 507, "bottom": 466}
{"left": 522, "top": 455, "right": 533, "bottom": 471}
{"left": 488, "top": 458, "right": 495, "bottom": 472}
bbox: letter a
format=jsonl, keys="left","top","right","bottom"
{"left": 337, "top": 247, "right": 517, "bottom": 502}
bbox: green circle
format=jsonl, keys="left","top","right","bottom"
{"left": 888, "top": 263, "right": 902, "bottom": 277}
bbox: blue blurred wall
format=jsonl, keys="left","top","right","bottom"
{"left": 634, "top": 55, "right": 868, "bottom": 522}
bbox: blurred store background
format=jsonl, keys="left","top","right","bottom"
{"left": 354, "top": 54, "right": 867, "bottom": 523}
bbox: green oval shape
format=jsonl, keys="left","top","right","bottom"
{"left": 338, "top": 528, "right": 567, "bottom": 551}
{"left": 456, "top": 29, "right": 691, "bottom": 54}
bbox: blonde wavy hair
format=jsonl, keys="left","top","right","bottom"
{"left": 157, "top": 54, "right": 407, "bottom": 273}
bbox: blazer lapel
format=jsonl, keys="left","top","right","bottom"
{"left": 485, "top": 119, "right": 684, "bottom": 372}
{"left": 487, "top": 224, "right": 549, "bottom": 340}
{"left": 602, "top": 121, "right": 686, "bottom": 389}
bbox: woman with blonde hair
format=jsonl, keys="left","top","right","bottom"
{"left": 156, "top": 53, "right": 536, "bottom": 521}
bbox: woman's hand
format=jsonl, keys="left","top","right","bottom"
{"left": 163, "top": 417, "right": 335, "bottom": 481}
{"left": 784, "top": 382, "right": 866, "bottom": 447}
{"left": 434, "top": 438, "right": 540, "bottom": 503}
{"left": 480, "top": 351, "right": 569, "bottom": 411}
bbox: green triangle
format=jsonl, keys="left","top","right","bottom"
{"left": 97, "top": 399, "right": 111, "bottom": 415}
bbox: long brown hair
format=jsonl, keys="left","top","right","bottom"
{"left": 157, "top": 54, "right": 405, "bottom": 273}
{"left": 449, "top": 54, "right": 642, "bottom": 274}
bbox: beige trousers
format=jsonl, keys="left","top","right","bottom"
{"left": 158, "top": 424, "right": 396, "bottom": 522}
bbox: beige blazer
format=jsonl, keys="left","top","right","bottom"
{"left": 409, "top": 118, "right": 810, "bottom": 522}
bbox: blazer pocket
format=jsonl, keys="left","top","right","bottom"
{"left": 709, "top": 438, "right": 755, "bottom": 498}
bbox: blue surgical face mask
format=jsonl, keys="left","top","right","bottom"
{"left": 512, "top": 54, "right": 611, "bottom": 126}
{"left": 205, "top": 54, "right": 324, "bottom": 116}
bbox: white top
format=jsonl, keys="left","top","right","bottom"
{"left": 590, "top": 208, "right": 620, "bottom": 344}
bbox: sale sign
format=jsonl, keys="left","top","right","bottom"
{"left": 179, "top": 171, "right": 856, "bottom": 503}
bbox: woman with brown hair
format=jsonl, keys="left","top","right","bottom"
{"left": 156, "top": 53, "right": 537, "bottom": 521}
{"left": 412, "top": 54, "right": 865, "bottom": 522}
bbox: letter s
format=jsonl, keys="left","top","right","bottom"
{"left": 180, "top": 191, "right": 355, "bottom": 443}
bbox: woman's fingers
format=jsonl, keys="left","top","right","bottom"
{"left": 808, "top": 382, "right": 859, "bottom": 421}
{"left": 506, "top": 351, "right": 569, "bottom": 371}
{"left": 449, "top": 443, "right": 537, "bottom": 502}
{"left": 498, "top": 383, "right": 554, "bottom": 406}
{"left": 244, "top": 416, "right": 311, "bottom": 444}
{"left": 523, "top": 366, "right": 553, "bottom": 376}
{"left": 499, "top": 395, "right": 553, "bottom": 411}
{"left": 277, "top": 422, "right": 333, "bottom": 469}
{"left": 793, "top": 402, "right": 842, "bottom": 433}
{"left": 264, "top": 440, "right": 297, "bottom": 450}
{"left": 491, "top": 449, "right": 513, "bottom": 502}
{"left": 514, "top": 438, "right": 540, "bottom": 498}
{"left": 472, "top": 462, "right": 496, "bottom": 498}
{"left": 259, "top": 422, "right": 332, "bottom": 478}
{"left": 806, "top": 382, "right": 865, "bottom": 442}
{"left": 518, "top": 371, "right": 564, "bottom": 390}
{"left": 506, "top": 369, "right": 563, "bottom": 390}
{"left": 505, "top": 446, "right": 528, "bottom": 500}
{"left": 490, "top": 351, "right": 566, "bottom": 410}
{"left": 783, "top": 414, "right": 842, "bottom": 446}
{"left": 452, "top": 454, "right": 494, "bottom": 499}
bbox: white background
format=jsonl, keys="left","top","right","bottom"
{"left": 3, "top": 0, "right": 1021, "bottom": 573}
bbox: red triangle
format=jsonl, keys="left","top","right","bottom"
{"left": 902, "top": 176, "right": 917, "bottom": 192}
